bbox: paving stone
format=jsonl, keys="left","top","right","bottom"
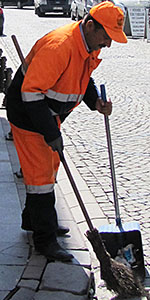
{"left": 58, "top": 234, "right": 86, "bottom": 251}
{"left": 11, "top": 287, "right": 35, "bottom": 300}
{"left": 57, "top": 220, "right": 87, "bottom": 249}
{"left": 1, "top": 34, "right": 150, "bottom": 300}
{"left": 71, "top": 205, "right": 86, "bottom": 223}
{"left": 0, "top": 224, "right": 27, "bottom": 243}
{"left": 0, "top": 162, "right": 14, "bottom": 182}
{"left": 40, "top": 262, "right": 90, "bottom": 295}
{"left": 22, "top": 266, "right": 44, "bottom": 280}
{"left": 63, "top": 192, "right": 79, "bottom": 209}
{"left": 0, "top": 291, "right": 10, "bottom": 299}
{"left": 0, "top": 182, "right": 20, "bottom": 205}
{"left": 69, "top": 250, "right": 91, "bottom": 268}
{"left": 33, "top": 290, "right": 88, "bottom": 300}
{"left": 28, "top": 254, "right": 47, "bottom": 267}
{"left": 18, "top": 279, "right": 39, "bottom": 290}
{"left": 0, "top": 265, "right": 25, "bottom": 290}
{"left": 58, "top": 157, "right": 88, "bottom": 192}
{"left": 0, "top": 148, "right": 9, "bottom": 160}
{"left": 55, "top": 192, "right": 73, "bottom": 221}
{"left": 0, "top": 207, "right": 21, "bottom": 225}
{"left": 0, "top": 244, "right": 28, "bottom": 264}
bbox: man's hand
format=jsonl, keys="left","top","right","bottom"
{"left": 48, "top": 136, "right": 64, "bottom": 161}
{"left": 96, "top": 97, "right": 112, "bottom": 116}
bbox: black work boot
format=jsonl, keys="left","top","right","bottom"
{"left": 22, "top": 220, "right": 70, "bottom": 236}
{"left": 35, "top": 241, "right": 73, "bottom": 262}
{"left": 21, "top": 206, "right": 32, "bottom": 231}
{"left": 21, "top": 194, "right": 70, "bottom": 236}
{"left": 56, "top": 225, "right": 70, "bottom": 236}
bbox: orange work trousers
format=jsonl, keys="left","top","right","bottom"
{"left": 10, "top": 123, "right": 60, "bottom": 194}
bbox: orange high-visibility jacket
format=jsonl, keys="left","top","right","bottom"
{"left": 7, "top": 21, "right": 101, "bottom": 144}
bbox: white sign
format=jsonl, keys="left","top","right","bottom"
{"left": 128, "top": 7, "right": 145, "bottom": 37}
{"left": 146, "top": 8, "right": 150, "bottom": 41}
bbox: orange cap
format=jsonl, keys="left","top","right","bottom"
{"left": 90, "top": 1, "right": 127, "bottom": 43}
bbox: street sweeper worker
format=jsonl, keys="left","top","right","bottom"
{"left": 6, "top": 1, "right": 127, "bottom": 262}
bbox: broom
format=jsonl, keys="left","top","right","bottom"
{"left": 63, "top": 158, "right": 147, "bottom": 298}
{"left": 11, "top": 34, "right": 148, "bottom": 298}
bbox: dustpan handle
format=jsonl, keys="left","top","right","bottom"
{"left": 62, "top": 156, "right": 94, "bottom": 232}
{"left": 100, "top": 85, "right": 121, "bottom": 227}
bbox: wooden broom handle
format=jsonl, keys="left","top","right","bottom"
{"left": 11, "top": 35, "right": 28, "bottom": 72}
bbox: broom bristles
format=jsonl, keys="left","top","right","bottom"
{"left": 86, "top": 228, "right": 148, "bottom": 298}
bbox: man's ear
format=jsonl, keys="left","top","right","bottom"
{"left": 86, "top": 19, "right": 95, "bottom": 32}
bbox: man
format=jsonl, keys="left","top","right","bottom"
{"left": 6, "top": 1, "right": 127, "bottom": 262}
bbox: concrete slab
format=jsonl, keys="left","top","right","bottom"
{"left": 69, "top": 250, "right": 91, "bottom": 269}
{"left": 57, "top": 220, "right": 87, "bottom": 250}
{"left": 0, "top": 265, "right": 25, "bottom": 290}
{"left": 64, "top": 192, "right": 79, "bottom": 209}
{"left": 40, "top": 262, "right": 90, "bottom": 295}
{"left": 22, "top": 266, "right": 44, "bottom": 280}
{"left": 0, "top": 291, "right": 10, "bottom": 299}
{"left": 0, "top": 148, "right": 9, "bottom": 161}
{"left": 55, "top": 194, "right": 73, "bottom": 221}
{"left": 0, "top": 224, "right": 27, "bottom": 243}
{"left": 18, "top": 279, "right": 39, "bottom": 290}
{"left": 0, "top": 241, "right": 29, "bottom": 252}
{"left": 58, "top": 234, "right": 86, "bottom": 250}
{"left": 0, "top": 244, "right": 28, "bottom": 264}
{"left": 10, "top": 287, "right": 35, "bottom": 300}
{"left": 28, "top": 254, "right": 47, "bottom": 267}
{"left": 0, "top": 162, "right": 14, "bottom": 182}
{"left": 33, "top": 290, "right": 88, "bottom": 300}
{"left": 0, "top": 206, "right": 21, "bottom": 225}
{"left": 0, "top": 182, "right": 21, "bottom": 205}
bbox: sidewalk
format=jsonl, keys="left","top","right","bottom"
{"left": 0, "top": 44, "right": 104, "bottom": 300}
{"left": 0, "top": 95, "right": 96, "bottom": 299}
{"left": 0, "top": 43, "right": 149, "bottom": 300}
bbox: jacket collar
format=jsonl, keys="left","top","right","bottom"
{"left": 73, "top": 21, "right": 100, "bottom": 60}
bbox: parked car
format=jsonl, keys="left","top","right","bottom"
{"left": 70, "top": 0, "right": 125, "bottom": 21}
{"left": 70, "top": 0, "right": 94, "bottom": 20}
{"left": 0, "top": 0, "right": 31, "bottom": 8}
{"left": 0, "top": 7, "right": 4, "bottom": 35}
{"left": 34, "top": 0, "right": 71, "bottom": 17}
{"left": 113, "top": 0, "right": 150, "bottom": 8}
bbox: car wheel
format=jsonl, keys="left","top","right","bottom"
{"left": 17, "top": 1, "right": 23, "bottom": 8}
{"left": 71, "top": 10, "right": 76, "bottom": 20}
{"left": 35, "top": 7, "right": 45, "bottom": 17}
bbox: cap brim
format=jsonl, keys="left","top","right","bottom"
{"left": 104, "top": 26, "right": 127, "bottom": 43}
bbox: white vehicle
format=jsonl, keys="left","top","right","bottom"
{"left": 70, "top": 0, "right": 94, "bottom": 20}
{"left": 114, "top": 0, "right": 150, "bottom": 8}
{"left": 34, "top": 0, "right": 71, "bottom": 17}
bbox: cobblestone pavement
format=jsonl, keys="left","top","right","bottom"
{"left": 0, "top": 7, "right": 150, "bottom": 299}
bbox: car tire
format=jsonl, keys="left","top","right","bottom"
{"left": 35, "top": 6, "right": 45, "bottom": 17}
{"left": 17, "top": 1, "right": 23, "bottom": 8}
{"left": 71, "top": 10, "right": 76, "bottom": 20}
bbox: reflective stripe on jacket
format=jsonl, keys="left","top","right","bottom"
{"left": 6, "top": 21, "right": 101, "bottom": 144}
{"left": 22, "top": 21, "right": 101, "bottom": 110}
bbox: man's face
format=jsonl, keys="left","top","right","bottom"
{"left": 84, "top": 20, "right": 112, "bottom": 52}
